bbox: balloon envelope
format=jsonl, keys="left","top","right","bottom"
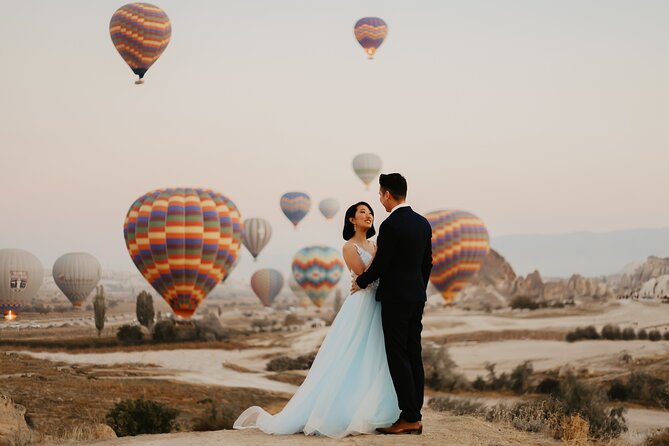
{"left": 354, "top": 17, "right": 388, "bottom": 59}
{"left": 250, "top": 269, "right": 284, "bottom": 307}
{"left": 242, "top": 218, "right": 272, "bottom": 260}
{"left": 123, "top": 188, "right": 243, "bottom": 318}
{"left": 0, "top": 249, "right": 43, "bottom": 318}
{"left": 425, "top": 210, "right": 490, "bottom": 303}
{"left": 280, "top": 192, "right": 311, "bottom": 227}
{"left": 318, "top": 198, "right": 340, "bottom": 221}
{"left": 292, "top": 246, "right": 344, "bottom": 308}
{"left": 352, "top": 153, "right": 382, "bottom": 189}
{"left": 53, "top": 253, "right": 102, "bottom": 309}
{"left": 109, "top": 3, "right": 171, "bottom": 82}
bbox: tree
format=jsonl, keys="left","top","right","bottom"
{"left": 136, "top": 291, "right": 155, "bottom": 329}
{"left": 93, "top": 285, "right": 106, "bottom": 337}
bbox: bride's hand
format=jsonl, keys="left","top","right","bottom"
{"left": 350, "top": 279, "right": 361, "bottom": 294}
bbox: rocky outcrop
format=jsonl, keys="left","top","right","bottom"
{"left": 566, "top": 274, "right": 613, "bottom": 300}
{"left": 638, "top": 275, "right": 669, "bottom": 298}
{"left": 510, "top": 270, "right": 544, "bottom": 298}
{"left": 471, "top": 249, "right": 517, "bottom": 293}
{"left": 0, "top": 394, "right": 32, "bottom": 446}
{"left": 617, "top": 256, "right": 669, "bottom": 293}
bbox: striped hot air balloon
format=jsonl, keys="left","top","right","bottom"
{"left": 250, "top": 269, "right": 284, "bottom": 307}
{"left": 53, "top": 253, "right": 102, "bottom": 309}
{"left": 0, "top": 249, "right": 43, "bottom": 320}
{"left": 425, "top": 210, "right": 490, "bottom": 304}
{"left": 354, "top": 17, "right": 388, "bottom": 59}
{"left": 318, "top": 198, "right": 340, "bottom": 221}
{"left": 109, "top": 3, "right": 172, "bottom": 84}
{"left": 242, "top": 218, "right": 272, "bottom": 261}
{"left": 352, "top": 153, "right": 382, "bottom": 189}
{"left": 292, "top": 246, "right": 344, "bottom": 308}
{"left": 280, "top": 192, "right": 311, "bottom": 228}
{"left": 123, "top": 188, "right": 243, "bottom": 318}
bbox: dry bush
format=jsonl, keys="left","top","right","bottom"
{"left": 192, "top": 399, "right": 241, "bottom": 431}
{"left": 561, "top": 415, "right": 589, "bottom": 446}
{"left": 648, "top": 330, "right": 662, "bottom": 342}
{"left": 486, "top": 399, "right": 564, "bottom": 434}
{"left": 266, "top": 352, "right": 317, "bottom": 372}
{"left": 427, "top": 396, "right": 484, "bottom": 416}
{"left": 645, "top": 428, "right": 669, "bottom": 446}
{"left": 510, "top": 295, "right": 540, "bottom": 310}
{"left": 608, "top": 372, "right": 669, "bottom": 409}
{"left": 422, "top": 344, "right": 468, "bottom": 391}
{"left": 602, "top": 324, "right": 622, "bottom": 340}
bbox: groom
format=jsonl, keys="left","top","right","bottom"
{"left": 351, "top": 173, "right": 433, "bottom": 435}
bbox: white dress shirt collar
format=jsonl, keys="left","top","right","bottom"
{"left": 390, "top": 203, "right": 410, "bottom": 214}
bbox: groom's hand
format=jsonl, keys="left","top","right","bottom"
{"left": 350, "top": 279, "right": 361, "bottom": 294}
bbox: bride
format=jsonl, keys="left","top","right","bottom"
{"left": 233, "top": 201, "right": 400, "bottom": 438}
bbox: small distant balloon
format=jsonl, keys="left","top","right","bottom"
{"left": 352, "top": 153, "right": 382, "bottom": 189}
{"left": 242, "top": 218, "right": 272, "bottom": 261}
{"left": 124, "top": 188, "right": 243, "bottom": 318}
{"left": 292, "top": 246, "right": 344, "bottom": 308}
{"left": 0, "top": 249, "right": 44, "bottom": 319}
{"left": 280, "top": 192, "right": 311, "bottom": 228}
{"left": 354, "top": 17, "right": 388, "bottom": 59}
{"left": 250, "top": 269, "right": 284, "bottom": 307}
{"left": 109, "top": 3, "right": 172, "bottom": 84}
{"left": 425, "top": 210, "right": 490, "bottom": 304}
{"left": 53, "top": 253, "right": 102, "bottom": 309}
{"left": 318, "top": 198, "right": 340, "bottom": 221}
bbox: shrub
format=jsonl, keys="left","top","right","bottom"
{"left": 428, "top": 397, "right": 484, "bottom": 415}
{"left": 116, "top": 324, "right": 143, "bottom": 344}
{"left": 622, "top": 327, "right": 636, "bottom": 340}
{"left": 136, "top": 291, "right": 155, "bottom": 329}
{"left": 536, "top": 377, "right": 561, "bottom": 396}
{"left": 638, "top": 329, "right": 648, "bottom": 340}
{"left": 105, "top": 398, "right": 179, "bottom": 437}
{"left": 649, "top": 330, "right": 662, "bottom": 341}
{"left": 192, "top": 399, "right": 240, "bottom": 431}
{"left": 566, "top": 326, "right": 600, "bottom": 342}
{"left": 486, "top": 399, "right": 564, "bottom": 435}
{"left": 509, "top": 361, "right": 533, "bottom": 395}
{"left": 283, "top": 313, "right": 303, "bottom": 327}
{"left": 664, "top": 331, "right": 669, "bottom": 341}
{"left": 645, "top": 428, "right": 669, "bottom": 446}
{"left": 607, "top": 380, "right": 629, "bottom": 401}
{"left": 624, "top": 372, "right": 669, "bottom": 408}
{"left": 601, "top": 324, "right": 622, "bottom": 340}
{"left": 152, "top": 320, "right": 177, "bottom": 342}
{"left": 510, "top": 296, "right": 539, "bottom": 310}
{"left": 266, "top": 352, "right": 317, "bottom": 372}
{"left": 423, "top": 345, "right": 468, "bottom": 391}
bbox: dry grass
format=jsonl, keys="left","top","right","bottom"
{"left": 427, "top": 329, "right": 569, "bottom": 344}
{"left": 561, "top": 415, "right": 589, "bottom": 446}
{"left": 0, "top": 353, "right": 289, "bottom": 441}
{"left": 266, "top": 372, "right": 307, "bottom": 386}
{"left": 0, "top": 337, "right": 251, "bottom": 353}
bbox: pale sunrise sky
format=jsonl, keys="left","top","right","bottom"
{"left": 1, "top": 0, "right": 668, "bottom": 279}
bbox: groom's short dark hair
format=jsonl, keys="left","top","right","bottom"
{"left": 379, "top": 173, "right": 407, "bottom": 200}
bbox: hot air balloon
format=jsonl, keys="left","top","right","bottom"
{"left": 352, "top": 153, "right": 382, "bottom": 189}
{"left": 53, "top": 253, "right": 102, "bottom": 309}
{"left": 242, "top": 218, "right": 272, "bottom": 261}
{"left": 250, "top": 269, "right": 284, "bottom": 307}
{"left": 292, "top": 246, "right": 344, "bottom": 308}
{"left": 280, "top": 192, "right": 311, "bottom": 228}
{"left": 318, "top": 198, "right": 340, "bottom": 221}
{"left": 109, "top": 3, "right": 172, "bottom": 84}
{"left": 425, "top": 210, "right": 490, "bottom": 304}
{"left": 0, "top": 249, "right": 44, "bottom": 320}
{"left": 123, "top": 188, "right": 243, "bottom": 318}
{"left": 354, "top": 17, "right": 388, "bottom": 59}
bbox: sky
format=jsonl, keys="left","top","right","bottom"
{"left": 1, "top": 0, "right": 668, "bottom": 281}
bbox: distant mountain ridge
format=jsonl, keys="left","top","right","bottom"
{"left": 491, "top": 227, "right": 669, "bottom": 278}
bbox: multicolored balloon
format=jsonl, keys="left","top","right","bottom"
{"left": 53, "top": 253, "right": 102, "bottom": 309}
{"left": 250, "top": 269, "right": 284, "bottom": 307}
{"left": 0, "top": 249, "right": 43, "bottom": 320}
{"left": 352, "top": 153, "right": 382, "bottom": 189}
{"left": 242, "top": 218, "right": 272, "bottom": 261}
{"left": 425, "top": 210, "right": 490, "bottom": 304}
{"left": 123, "top": 188, "right": 243, "bottom": 318}
{"left": 292, "top": 246, "right": 344, "bottom": 308}
{"left": 280, "top": 192, "right": 311, "bottom": 228}
{"left": 318, "top": 198, "right": 340, "bottom": 221}
{"left": 354, "top": 17, "right": 388, "bottom": 59}
{"left": 109, "top": 3, "right": 172, "bottom": 84}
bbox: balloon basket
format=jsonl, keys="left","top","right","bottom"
{"left": 135, "top": 79, "right": 145, "bottom": 85}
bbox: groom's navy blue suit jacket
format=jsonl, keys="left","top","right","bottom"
{"left": 356, "top": 206, "right": 433, "bottom": 303}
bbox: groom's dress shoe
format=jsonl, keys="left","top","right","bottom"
{"left": 377, "top": 420, "right": 422, "bottom": 435}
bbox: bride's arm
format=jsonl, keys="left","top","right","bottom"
{"left": 342, "top": 244, "right": 366, "bottom": 276}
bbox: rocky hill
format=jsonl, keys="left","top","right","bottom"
{"left": 615, "top": 256, "right": 669, "bottom": 294}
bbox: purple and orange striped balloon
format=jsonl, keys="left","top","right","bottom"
{"left": 354, "top": 17, "right": 388, "bottom": 59}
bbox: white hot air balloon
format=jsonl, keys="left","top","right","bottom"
{"left": 352, "top": 153, "right": 382, "bottom": 189}
{"left": 53, "top": 252, "right": 102, "bottom": 309}
{"left": 0, "top": 249, "right": 44, "bottom": 320}
{"left": 242, "top": 218, "right": 272, "bottom": 261}
{"left": 250, "top": 269, "right": 284, "bottom": 307}
{"left": 318, "top": 198, "right": 340, "bottom": 221}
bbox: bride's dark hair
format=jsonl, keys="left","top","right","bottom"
{"left": 342, "top": 202, "right": 376, "bottom": 240}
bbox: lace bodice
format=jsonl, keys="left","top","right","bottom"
{"left": 351, "top": 242, "right": 379, "bottom": 291}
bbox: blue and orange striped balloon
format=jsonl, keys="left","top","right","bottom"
{"left": 425, "top": 210, "right": 490, "bottom": 304}
{"left": 280, "top": 192, "right": 311, "bottom": 228}
{"left": 123, "top": 188, "right": 243, "bottom": 318}
{"left": 292, "top": 246, "right": 344, "bottom": 308}
{"left": 354, "top": 17, "right": 388, "bottom": 59}
{"left": 109, "top": 3, "right": 171, "bottom": 84}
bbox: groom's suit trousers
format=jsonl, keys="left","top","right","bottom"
{"left": 381, "top": 300, "right": 425, "bottom": 423}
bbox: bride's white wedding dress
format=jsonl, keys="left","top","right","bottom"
{"left": 233, "top": 243, "right": 400, "bottom": 438}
